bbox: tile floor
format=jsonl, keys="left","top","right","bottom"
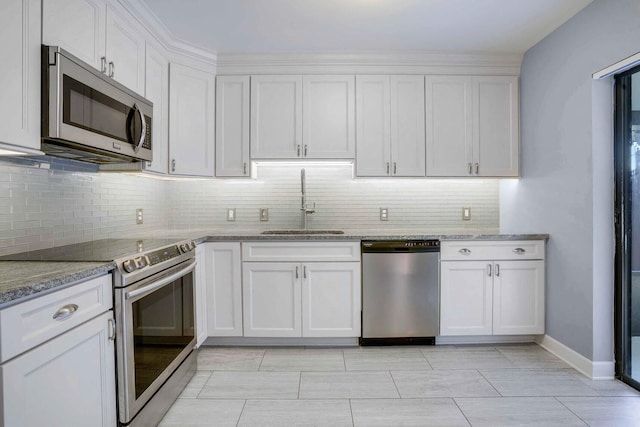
{"left": 159, "top": 344, "right": 640, "bottom": 426}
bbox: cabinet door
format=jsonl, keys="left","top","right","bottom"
{"left": 493, "top": 261, "right": 545, "bottom": 335}
{"left": 473, "top": 76, "right": 519, "bottom": 177}
{"left": 251, "top": 75, "right": 303, "bottom": 159}
{"left": 440, "top": 261, "right": 493, "bottom": 336}
{"left": 104, "top": 4, "right": 145, "bottom": 94}
{"left": 1, "top": 311, "right": 116, "bottom": 427}
{"left": 356, "top": 75, "right": 391, "bottom": 176}
{"left": 195, "top": 245, "right": 207, "bottom": 346}
{"left": 42, "top": 0, "right": 106, "bottom": 71}
{"left": 302, "top": 262, "right": 361, "bottom": 337}
{"left": 242, "top": 262, "right": 301, "bottom": 337}
{"left": 425, "top": 76, "right": 473, "bottom": 176}
{"left": 303, "top": 75, "right": 355, "bottom": 159}
{"left": 390, "top": 75, "right": 426, "bottom": 176}
{"left": 169, "top": 63, "right": 215, "bottom": 177}
{"left": 216, "top": 76, "right": 251, "bottom": 176}
{"left": 144, "top": 43, "right": 169, "bottom": 174}
{"left": 0, "top": 0, "right": 40, "bottom": 151}
{"left": 205, "top": 243, "right": 243, "bottom": 337}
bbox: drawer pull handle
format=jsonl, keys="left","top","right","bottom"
{"left": 108, "top": 318, "right": 116, "bottom": 341}
{"left": 53, "top": 304, "right": 79, "bottom": 321}
{"left": 495, "top": 263, "right": 500, "bottom": 277}
{"left": 459, "top": 248, "right": 471, "bottom": 255}
{"left": 487, "top": 264, "right": 492, "bottom": 277}
{"left": 513, "top": 248, "right": 526, "bottom": 254}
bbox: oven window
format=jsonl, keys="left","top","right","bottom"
{"left": 132, "top": 271, "right": 194, "bottom": 399}
{"left": 63, "top": 75, "right": 135, "bottom": 143}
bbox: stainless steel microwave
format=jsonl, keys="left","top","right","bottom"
{"left": 41, "top": 45, "right": 152, "bottom": 164}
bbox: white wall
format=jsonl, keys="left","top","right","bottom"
{"left": 501, "top": 0, "right": 640, "bottom": 362}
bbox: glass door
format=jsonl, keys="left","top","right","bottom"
{"left": 615, "top": 66, "right": 640, "bottom": 389}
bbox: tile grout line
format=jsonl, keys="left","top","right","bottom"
{"left": 552, "top": 396, "right": 590, "bottom": 426}
{"left": 451, "top": 398, "right": 473, "bottom": 427}
{"left": 235, "top": 399, "right": 248, "bottom": 427}
{"left": 476, "top": 369, "right": 504, "bottom": 397}
{"left": 388, "top": 370, "right": 403, "bottom": 399}
{"left": 348, "top": 399, "right": 355, "bottom": 427}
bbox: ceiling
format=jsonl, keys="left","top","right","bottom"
{"left": 140, "top": 0, "right": 593, "bottom": 55}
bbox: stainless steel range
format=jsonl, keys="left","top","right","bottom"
{"left": 1, "top": 238, "right": 198, "bottom": 426}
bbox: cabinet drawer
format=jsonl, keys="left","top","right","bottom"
{"left": 242, "top": 241, "right": 360, "bottom": 262}
{"left": 441, "top": 240, "right": 545, "bottom": 261}
{"left": 0, "top": 274, "right": 112, "bottom": 363}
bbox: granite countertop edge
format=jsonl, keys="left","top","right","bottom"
{"left": 0, "top": 232, "right": 548, "bottom": 308}
{"left": 0, "top": 262, "right": 115, "bottom": 308}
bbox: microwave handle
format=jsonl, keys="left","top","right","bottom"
{"left": 132, "top": 103, "right": 146, "bottom": 153}
{"left": 125, "top": 260, "right": 196, "bottom": 301}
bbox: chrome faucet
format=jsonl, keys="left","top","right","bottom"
{"left": 300, "top": 168, "right": 315, "bottom": 229}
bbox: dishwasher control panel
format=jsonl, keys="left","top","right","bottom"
{"left": 361, "top": 240, "right": 440, "bottom": 252}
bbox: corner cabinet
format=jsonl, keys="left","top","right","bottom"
{"left": 241, "top": 242, "right": 361, "bottom": 338}
{"left": 0, "top": 275, "right": 116, "bottom": 427}
{"left": 216, "top": 76, "right": 251, "bottom": 177}
{"left": 440, "top": 240, "right": 545, "bottom": 336}
{"left": 169, "top": 62, "right": 216, "bottom": 177}
{"left": 426, "top": 76, "right": 519, "bottom": 177}
{"left": 0, "top": 0, "right": 41, "bottom": 153}
{"left": 356, "top": 75, "right": 426, "bottom": 177}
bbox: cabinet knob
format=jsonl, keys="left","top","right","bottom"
{"left": 243, "top": 162, "right": 248, "bottom": 175}
{"left": 171, "top": 159, "right": 176, "bottom": 172}
{"left": 475, "top": 163, "right": 479, "bottom": 175}
{"left": 393, "top": 162, "right": 397, "bottom": 175}
{"left": 459, "top": 248, "right": 471, "bottom": 255}
{"left": 487, "top": 264, "right": 492, "bottom": 277}
{"left": 468, "top": 163, "right": 472, "bottom": 175}
{"left": 304, "top": 145, "right": 308, "bottom": 157}
{"left": 386, "top": 162, "right": 390, "bottom": 175}
{"left": 100, "top": 57, "right": 107, "bottom": 74}
{"left": 295, "top": 266, "right": 299, "bottom": 279}
{"left": 108, "top": 61, "right": 115, "bottom": 78}
{"left": 495, "top": 263, "right": 500, "bottom": 277}
{"left": 297, "top": 145, "right": 301, "bottom": 157}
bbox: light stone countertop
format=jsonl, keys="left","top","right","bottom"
{"left": 0, "top": 261, "right": 115, "bottom": 308}
{"left": 0, "top": 230, "right": 549, "bottom": 308}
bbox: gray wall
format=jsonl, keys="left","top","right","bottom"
{"left": 501, "top": 0, "right": 640, "bottom": 361}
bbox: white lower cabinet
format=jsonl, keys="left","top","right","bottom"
{"left": 204, "top": 242, "right": 243, "bottom": 337}
{"left": 241, "top": 242, "right": 361, "bottom": 338}
{"left": 0, "top": 276, "right": 117, "bottom": 427}
{"left": 440, "top": 240, "right": 545, "bottom": 336}
{"left": 195, "top": 244, "right": 207, "bottom": 345}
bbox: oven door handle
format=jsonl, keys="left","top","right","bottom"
{"left": 125, "top": 260, "right": 196, "bottom": 301}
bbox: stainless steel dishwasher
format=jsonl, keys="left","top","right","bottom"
{"left": 360, "top": 240, "right": 440, "bottom": 345}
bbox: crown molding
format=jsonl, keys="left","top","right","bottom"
{"left": 216, "top": 51, "right": 522, "bottom": 76}
{"left": 116, "top": 0, "right": 217, "bottom": 67}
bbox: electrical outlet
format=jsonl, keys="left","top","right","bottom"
{"left": 462, "top": 207, "right": 471, "bottom": 221}
{"left": 260, "top": 208, "right": 269, "bottom": 221}
{"left": 136, "top": 208, "right": 143, "bottom": 224}
{"left": 380, "top": 208, "right": 389, "bottom": 221}
{"left": 227, "top": 208, "right": 236, "bottom": 222}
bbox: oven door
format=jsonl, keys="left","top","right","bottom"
{"left": 114, "top": 258, "right": 196, "bottom": 425}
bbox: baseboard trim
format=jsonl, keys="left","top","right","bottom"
{"left": 436, "top": 335, "right": 536, "bottom": 345}
{"left": 535, "top": 334, "right": 615, "bottom": 380}
{"left": 203, "top": 337, "right": 359, "bottom": 347}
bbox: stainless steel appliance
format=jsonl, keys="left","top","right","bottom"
{"left": 0, "top": 239, "right": 198, "bottom": 426}
{"left": 360, "top": 240, "right": 440, "bottom": 345}
{"left": 41, "top": 45, "right": 153, "bottom": 164}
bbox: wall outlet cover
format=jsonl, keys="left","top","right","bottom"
{"left": 227, "top": 208, "right": 236, "bottom": 222}
{"left": 380, "top": 208, "right": 389, "bottom": 221}
{"left": 260, "top": 208, "right": 269, "bottom": 221}
{"left": 462, "top": 207, "right": 471, "bottom": 221}
{"left": 136, "top": 208, "right": 143, "bottom": 225}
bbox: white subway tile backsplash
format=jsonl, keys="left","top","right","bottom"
{"left": 0, "top": 159, "right": 499, "bottom": 256}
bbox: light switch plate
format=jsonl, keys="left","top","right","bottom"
{"left": 260, "top": 208, "right": 269, "bottom": 221}
{"left": 227, "top": 208, "right": 236, "bottom": 222}
{"left": 462, "top": 207, "right": 471, "bottom": 221}
{"left": 380, "top": 208, "right": 389, "bottom": 221}
{"left": 136, "top": 208, "right": 143, "bottom": 224}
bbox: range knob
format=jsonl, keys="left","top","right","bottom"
{"left": 180, "top": 244, "right": 189, "bottom": 253}
{"left": 122, "top": 259, "right": 137, "bottom": 273}
{"left": 135, "top": 256, "right": 148, "bottom": 268}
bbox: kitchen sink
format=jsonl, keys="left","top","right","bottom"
{"left": 261, "top": 230, "right": 345, "bottom": 235}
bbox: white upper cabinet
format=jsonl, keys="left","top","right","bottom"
{"left": 390, "top": 75, "right": 426, "bottom": 176}
{"left": 104, "top": 4, "right": 146, "bottom": 94}
{"left": 355, "top": 76, "right": 391, "bottom": 176}
{"left": 216, "top": 76, "right": 251, "bottom": 177}
{"left": 426, "top": 75, "right": 519, "bottom": 177}
{"left": 0, "top": 0, "right": 41, "bottom": 152}
{"left": 169, "top": 62, "right": 215, "bottom": 177}
{"left": 43, "top": 0, "right": 146, "bottom": 95}
{"left": 356, "top": 75, "right": 425, "bottom": 177}
{"left": 473, "top": 76, "right": 519, "bottom": 177}
{"left": 144, "top": 43, "right": 169, "bottom": 174}
{"left": 425, "top": 76, "right": 473, "bottom": 176}
{"left": 251, "top": 75, "right": 303, "bottom": 159}
{"left": 302, "top": 75, "right": 355, "bottom": 159}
